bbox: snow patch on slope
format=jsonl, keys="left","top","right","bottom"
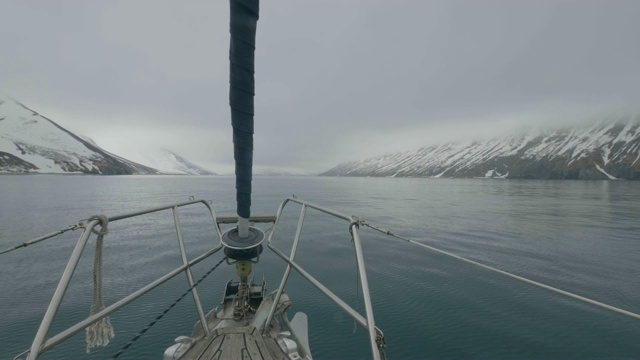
{"left": 595, "top": 163, "right": 618, "bottom": 180}
{"left": 112, "top": 147, "right": 215, "bottom": 175}
{"left": 0, "top": 96, "right": 102, "bottom": 173}
{"left": 0, "top": 96, "right": 212, "bottom": 175}
{"left": 322, "top": 116, "right": 640, "bottom": 180}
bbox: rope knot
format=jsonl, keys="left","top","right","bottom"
{"left": 375, "top": 329, "right": 388, "bottom": 360}
{"left": 89, "top": 215, "right": 109, "bottom": 236}
{"left": 86, "top": 214, "right": 114, "bottom": 353}
{"left": 348, "top": 217, "right": 364, "bottom": 239}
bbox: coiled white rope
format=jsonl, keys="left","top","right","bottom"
{"left": 360, "top": 221, "right": 640, "bottom": 321}
{"left": 85, "top": 215, "right": 115, "bottom": 353}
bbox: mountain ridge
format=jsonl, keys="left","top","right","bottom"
{"left": 0, "top": 96, "right": 215, "bottom": 175}
{"left": 321, "top": 116, "right": 640, "bottom": 180}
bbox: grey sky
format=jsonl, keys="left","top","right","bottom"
{"left": 2, "top": 1, "right": 639, "bottom": 173}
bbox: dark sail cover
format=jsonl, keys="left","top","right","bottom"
{"left": 229, "top": 0, "right": 259, "bottom": 219}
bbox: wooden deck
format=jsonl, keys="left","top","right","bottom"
{"left": 182, "top": 326, "right": 289, "bottom": 360}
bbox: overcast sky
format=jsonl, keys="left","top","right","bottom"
{"left": 2, "top": 0, "right": 639, "bottom": 173}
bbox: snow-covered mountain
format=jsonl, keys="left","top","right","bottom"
{"left": 322, "top": 116, "right": 640, "bottom": 180}
{"left": 0, "top": 96, "right": 214, "bottom": 175}
{"left": 253, "top": 167, "right": 313, "bottom": 176}
{"left": 119, "top": 147, "right": 215, "bottom": 175}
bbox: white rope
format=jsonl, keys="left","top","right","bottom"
{"left": 85, "top": 215, "right": 115, "bottom": 353}
{"left": 361, "top": 221, "right": 640, "bottom": 321}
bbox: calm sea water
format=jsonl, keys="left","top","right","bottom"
{"left": 1, "top": 175, "right": 639, "bottom": 359}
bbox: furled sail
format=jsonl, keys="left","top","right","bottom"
{"left": 229, "top": 0, "right": 259, "bottom": 232}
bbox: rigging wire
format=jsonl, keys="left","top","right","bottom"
{"left": 110, "top": 256, "right": 227, "bottom": 359}
{"left": 0, "top": 223, "right": 82, "bottom": 255}
{"left": 359, "top": 221, "right": 640, "bottom": 322}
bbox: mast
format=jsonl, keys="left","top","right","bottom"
{"left": 224, "top": 0, "right": 264, "bottom": 323}
{"left": 229, "top": 0, "right": 259, "bottom": 238}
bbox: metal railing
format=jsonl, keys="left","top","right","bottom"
{"left": 264, "top": 197, "right": 383, "bottom": 360}
{"left": 21, "top": 199, "right": 224, "bottom": 360}
{"left": 18, "top": 197, "right": 384, "bottom": 360}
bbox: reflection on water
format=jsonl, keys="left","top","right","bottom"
{"left": 1, "top": 175, "right": 639, "bottom": 359}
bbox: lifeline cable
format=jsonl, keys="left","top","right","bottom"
{"left": 0, "top": 224, "right": 81, "bottom": 255}
{"left": 110, "top": 256, "right": 227, "bottom": 359}
{"left": 360, "top": 221, "right": 640, "bottom": 321}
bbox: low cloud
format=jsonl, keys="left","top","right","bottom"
{"left": 2, "top": 1, "right": 639, "bottom": 173}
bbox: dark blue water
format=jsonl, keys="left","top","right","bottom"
{"left": 1, "top": 175, "right": 639, "bottom": 359}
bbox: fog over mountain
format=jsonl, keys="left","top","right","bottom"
{"left": 322, "top": 116, "right": 640, "bottom": 180}
{"left": 2, "top": 1, "right": 639, "bottom": 173}
{"left": 0, "top": 96, "right": 214, "bottom": 175}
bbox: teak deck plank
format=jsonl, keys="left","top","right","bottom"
{"left": 183, "top": 327, "right": 288, "bottom": 360}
